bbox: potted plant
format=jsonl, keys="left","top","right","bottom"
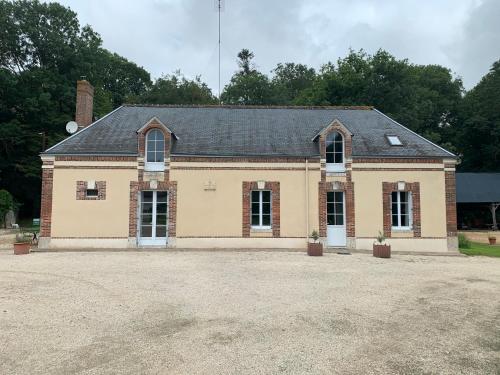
{"left": 307, "top": 230, "right": 323, "bottom": 256}
{"left": 488, "top": 233, "right": 496, "bottom": 245}
{"left": 373, "top": 231, "right": 391, "bottom": 258}
{"left": 13, "top": 233, "right": 31, "bottom": 255}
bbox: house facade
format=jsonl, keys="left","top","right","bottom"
{"left": 39, "top": 80, "right": 458, "bottom": 252}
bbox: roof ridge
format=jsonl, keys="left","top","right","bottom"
{"left": 123, "top": 103, "right": 374, "bottom": 110}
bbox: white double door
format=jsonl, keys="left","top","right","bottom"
{"left": 326, "top": 191, "right": 347, "bottom": 247}
{"left": 138, "top": 191, "right": 168, "bottom": 246}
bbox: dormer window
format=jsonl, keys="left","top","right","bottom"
{"left": 326, "top": 131, "right": 345, "bottom": 172}
{"left": 387, "top": 135, "right": 403, "bottom": 146}
{"left": 145, "top": 129, "right": 165, "bottom": 171}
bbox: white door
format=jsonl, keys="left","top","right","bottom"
{"left": 327, "top": 191, "right": 346, "bottom": 247}
{"left": 138, "top": 191, "right": 168, "bottom": 246}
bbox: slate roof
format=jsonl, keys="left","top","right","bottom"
{"left": 456, "top": 173, "right": 500, "bottom": 203}
{"left": 44, "top": 105, "right": 455, "bottom": 158}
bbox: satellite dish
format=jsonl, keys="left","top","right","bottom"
{"left": 66, "top": 121, "right": 78, "bottom": 134}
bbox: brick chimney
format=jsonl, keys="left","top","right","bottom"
{"left": 75, "top": 80, "right": 94, "bottom": 128}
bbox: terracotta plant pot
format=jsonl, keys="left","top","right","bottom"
{"left": 307, "top": 242, "right": 323, "bottom": 256}
{"left": 488, "top": 237, "right": 496, "bottom": 245}
{"left": 14, "top": 242, "right": 30, "bottom": 255}
{"left": 373, "top": 244, "right": 391, "bottom": 258}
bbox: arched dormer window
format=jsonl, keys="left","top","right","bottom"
{"left": 325, "top": 131, "right": 345, "bottom": 172}
{"left": 145, "top": 129, "right": 165, "bottom": 171}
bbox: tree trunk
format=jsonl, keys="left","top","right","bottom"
{"left": 491, "top": 203, "right": 499, "bottom": 230}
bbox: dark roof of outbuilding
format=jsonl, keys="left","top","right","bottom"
{"left": 44, "top": 105, "right": 455, "bottom": 158}
{"left": 456, "top": 173, "right": 500, "bottom": 203}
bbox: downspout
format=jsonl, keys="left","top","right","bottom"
{"left": 305, "top": 158, "right": 309, "bottom": 242}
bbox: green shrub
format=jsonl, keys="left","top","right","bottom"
{"left": 458, "top": 233, "right": 471, "bottom": 249}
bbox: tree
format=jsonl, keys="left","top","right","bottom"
{"left": 0, "top": 0, "right": 151, "bottom": 218}
{"left": 0, "top": 189, "right": 14, "bottom": 228}
{"left": 457, "top": 60, "right": 500, "bottom": 171}
{"left": 136, "top": 72, "right": 216, "bottom": 105}
{"left": 270, "top": 63, "right": 316, "bottom": 104}
{"left": 221, "top": 49, "right": 272, "bottom": 105}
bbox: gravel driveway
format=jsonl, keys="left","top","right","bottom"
{"left": 1, "top": 250, "right": 499, "bottom": 375}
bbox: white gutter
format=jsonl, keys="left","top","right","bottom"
{"left": 305, "top": 158, "right": 309, "bottom": 243}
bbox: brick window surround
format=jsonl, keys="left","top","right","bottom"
{"left": 242, "top": 181, "right": 280, "bottom": 237}
{"left": 129, "top": 181, "right": 177, "bottom": 239}
{"left": 319, "top": 126, "right": 352, "bottom": 161}
{"left": 382, "top": 182, "right": 421, "bottom": 238}
{"left": 318, "top": 180, "right": 355, "bottom": 238}
{"left": 76, "top": 181, "right": 106, "bottom": 200}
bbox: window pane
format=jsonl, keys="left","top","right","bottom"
{"left": 335, "top": 203, "right": 343, "bottom": 214}
{"left": 327, "top": 214, "right": 335, "bottom": 225}
{"left": 327, "top": 192, "right": 334, "bottom": 203}
{"left": 334, "top": 192, "right": 343, "bottom": 202}
{"left": 262, "top": 203, "right": 271, "bottom": 215}
{"left": 141, "top": 225, "right": 152, "bottom": 237}
{"left": 86, "top": 189, "right": 98, "bottom": 197}
{"left": 156, "top": 215, "right": 167, "bottom": 226}
{"left": 392, "top": 202, "right": 398, "bottom": 215}
{"left": 262, "top": 214, "right": 271, "bottom": 226}
{"left": 333, "top": 153, "right": 343, "bottom": 163}
{"left": 147, "top": 130, "right": 157, "bottom": 141}
{"left": 400, "top": 203, "right": 407, "bottom": 215}
{"left": 142, "top": 191, "right": 153, "bottom": 202}
{"left": 251, "top": 202, "right": 260, "bottom": 215}
{"left": 262, "top": 191, "right": 271, "bottom": 202}
{"left": 141, "top": 214, "right": 152, "bottom": 225}
{"left": 326, "top": 152, "right": 334, "bottom": 163}
{"left": 401, "top": 214, "right": 409, "bottom": 227}
{"left": 147, "top": 151, "right": 155, "bottom": 162}
{"left": 391, "top": 192, "right": 397, "bottom": 203}
{"left": 155, "top": 151, "right": 164, "bottom": 163}
{"left": 392, "top": 214, "right": 398, "bottom": 227}
{"left": 251, "top": 214, "right": 260, "bottom": 226}
{"left": 142, "top": 203, "right": 153, "bottom": 215}
{"left": 335, "top": 214, "right": 344, "bottom": 225}
{"left": 251, "top": 191, "right": 259, "bottom": 202}
{"left": 156, "top": 203, "right": 167, "bottom": 214}
{"left": 334, "top": 140, "right": 342, "bottom": 153}
{"left": 157, "top": 192, "right": 168, "bottom": 202}
{"left": 156, "top": 226, "right": 167, "bottom": 237}
{"left": 327, "top": 203, "right": 335, "bottom": 215}
{"left": 326, "top": 142, "right": 335, "bottom": 153}
{"left": 400, "top": 191, "right": 408, "bottom": 203}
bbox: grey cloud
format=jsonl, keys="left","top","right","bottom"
{"left": 49, "top": 0, "right": 499, "bottom": 92}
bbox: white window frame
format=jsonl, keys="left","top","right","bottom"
{"left": 145, "top": 129, "right": 165, "bottom": 172}
{"left": 391, "top": 191, "right": 413, "bottom": 230}
{"left": 251, "top": 190, "right": 272, "bottom": 230}
{"left": 387, "top": 135, "right": 403, "bottom": 146}
{"left": 325, "top": 131, "right": 345, "bottom": 173}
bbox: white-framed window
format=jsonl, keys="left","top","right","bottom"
{"left": 251, "top": 190, "right": 271, "bottom": 229}
{"left": 391, "top": 191, "right": 413, "bottom": 230}
{"left": 145, "top": 129, "right": 165, "bottom": 171}
{"left": 326, "top": 131, "right": 345, "bottom": 172}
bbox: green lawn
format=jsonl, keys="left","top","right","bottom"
{"left": 460, "top": 242, "right": 500, "bottom": 257}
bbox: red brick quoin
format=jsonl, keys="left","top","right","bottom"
{"left": 242, "top": 181, "right": 280, "bottom": 238}
{"left": 382, "top": 182, "right": 421, "bottom": 238}
{"left": 40, "top": 166, "right": 53, "bottom": 237}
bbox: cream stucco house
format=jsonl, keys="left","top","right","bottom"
{"left": 39, "top": 80, "right": 458, "bottom": 252}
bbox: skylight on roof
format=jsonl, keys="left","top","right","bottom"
{"left": 387, "top": 135, "right": 403, "bottom": 146}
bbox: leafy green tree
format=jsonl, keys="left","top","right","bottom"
{"left": 136, "top": 72, "right": 216, "bottom": 105}
{"left": 221, "top": 49, "right": 272, "bottom": 105}
{"left": 0, "top": 189, "right": 14, "bottom": 228}
{"left": 270, "top": 63, "right": 316, "bottom": 104}
{"left": 0, "top": 0, "right": 151, "bottom": 218}
{"left": 457, "top": 60, "right": 500, "bottom": 171}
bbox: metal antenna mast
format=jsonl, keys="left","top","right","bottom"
{"left": 215, "top": 0, "right": 224, "bottom": 104}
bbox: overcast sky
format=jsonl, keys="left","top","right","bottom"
{"left": 51, "top": 0, "right": 499, "bottom": 93}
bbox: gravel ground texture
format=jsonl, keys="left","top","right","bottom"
{"left": 1, "top": 250, "right": 499, "bottom": 375}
